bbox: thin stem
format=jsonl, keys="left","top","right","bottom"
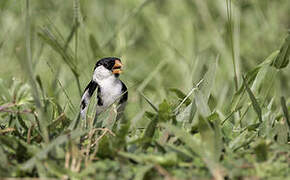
{"left": 74, "top": 73, "right": 82, "bottom": 97}
{"left": 25, "top": 0, "right": 49, "bottom": 143}
{"left": 173, "top": 79, "right": 204, "bottom": 114}
{"left": 226, "top": 0, "right": 238, "bottom": 90}
{"left": 47, "top": 62, "right": 77, "bottom": 113}
{"left": 74, "top": 0, "right": 81, "bottom": 97}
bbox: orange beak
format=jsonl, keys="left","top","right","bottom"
{"left": 112, "top": 60, "right": 123, "bottom": 74}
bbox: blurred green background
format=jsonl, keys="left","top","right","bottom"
{"left": 0, "top": 0, "right": 289, "bottom": 125}
{"left": 0, "top": 0, "right": 290, "bottom": 179}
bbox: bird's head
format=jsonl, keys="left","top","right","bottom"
{"left": 93, "top": 57, "right": 123, "bottom": 80}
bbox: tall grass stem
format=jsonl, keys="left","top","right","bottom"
{"left": 226, "top": 0, "right": 239, "bottom": 90}
{"left": 25, "top": 0, "right": 49, "bottom": 143}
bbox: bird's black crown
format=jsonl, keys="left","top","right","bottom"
{"left": 95, "top": 57, "right": 121, "bottom": 70}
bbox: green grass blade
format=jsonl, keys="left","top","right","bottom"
{"left": 142, "top": 113, "right": 158, "bottom": 150}
{"left": 271, "top": 33, "right": 290, "bottom": 69}
{"left": 200, "top": 55, "right": 219, "bottom": 100}
{"left": 243, "top": 76, "right": 262, "bottom": 123}
{"left": 139, "top": 91, "right": 158, "bottom": 112}
{"left": 17, "top": 0, "right": 50, "bottom": 143}
{"left": 21, "top": 129, "right": 88, "bottom": 170}
{"left": 133, "top": 164, "right": 154, "bottom": 180}
{"left": 194, "top": 89, "right": 211, "bottom": 118}
{"left": 281, "top": 96, "right": 290, "bottom": 129}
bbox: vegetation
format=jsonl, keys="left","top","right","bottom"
{"left": 0, "top": 0, "right": 289, "bottom": 179}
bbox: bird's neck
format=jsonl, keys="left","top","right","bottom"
{"left": 95, "top": 74, "right": 119, "bottom": 87}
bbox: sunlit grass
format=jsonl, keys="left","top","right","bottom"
{"left": 0, "top": 0, "right": 289, "bottom": 179}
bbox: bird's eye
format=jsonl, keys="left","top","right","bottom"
{"left": 103, "top": 62, "right": 108, "bottom": 67}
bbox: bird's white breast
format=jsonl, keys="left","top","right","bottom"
{"left": 93, "top": 66, "right": 123, "bottom": 107}
{"left": 99, "top": 77, "right": 122, "bottom": 107}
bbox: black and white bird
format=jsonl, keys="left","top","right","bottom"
{"left": 80, "top": 57, "right": 128, "bottom": 127}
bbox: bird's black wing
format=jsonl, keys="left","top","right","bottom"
{"left": 80, "top": 80, "right": 98, "bottom": 120}
{"left": 116, "top": 81, "right": 128, "bottom": 122}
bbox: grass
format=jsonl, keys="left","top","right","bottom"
{"left": 0, "top": 0, "right": 289, "bottom": 179}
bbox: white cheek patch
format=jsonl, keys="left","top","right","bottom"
{"left": 93, "top": 66, "right": 112, "bottom": 82}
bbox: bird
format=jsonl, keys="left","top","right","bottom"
{"left": 80, "top": 57, "right": 128, "bottom": 128}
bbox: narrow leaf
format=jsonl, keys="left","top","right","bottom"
{"left": 199, "top": 55, "right": 219, "bottom": 100}
{"left": 271, "top": 33, "right": 290, "bottom": 69}
{"left": 243, "top": 76, "right": 262, "bottom": 122}
{"left": 194, "top": 89, "right": 211, "bottom": 118}
{"left": 169, "top": 88, "right": 191, "bottom": 106}
{"left": 139, "top": 91, "right": 158, "bottom": 112}
{"left": 281, "top": 96, "right": 290, "bottom": 129}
